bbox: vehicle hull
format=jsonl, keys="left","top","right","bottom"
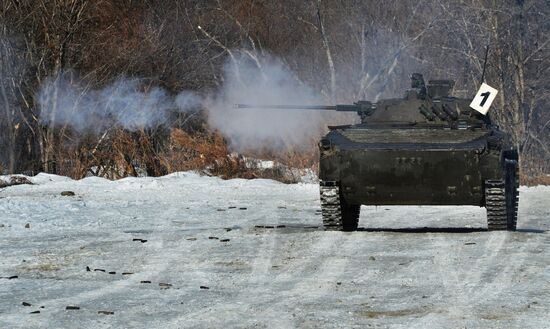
{"left": 319, "top": 130, "right": 505, "bottom": 206}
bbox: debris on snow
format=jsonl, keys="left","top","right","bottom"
{"left": 0, "top": 176, "right": 33, "bottom": 189}
{"left": 1, "top": 275, "right": 18, "bottom": 280}
{"left": 98, "top": 310, "right": 114, "bottom": 315}
{"left": 159, "top": 283, "right": 172, "bottom": 289}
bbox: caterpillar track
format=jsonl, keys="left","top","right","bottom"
{"left": 485, "top": 159, "right": 519, "bottom": 231}
{"left": 320, "top": 184, "right": 342, "bottom": 230}
{"left": 514, "top": 164, "right": 520, "bottom": 226}
{"left": 485, "top": 180, "right": 508, "bottom": 230}
{"left": 320, "top": 183, "right": 360, "bottom": 231}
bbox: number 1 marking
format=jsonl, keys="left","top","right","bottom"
{"left": 479, "top": 91, "right": 491, "bottom": 107}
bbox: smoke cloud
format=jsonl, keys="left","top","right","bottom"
{"left": 38, "top": 74, "right": 177, "bottom": 133}
{"left": 205, "top": 54, "right": 326, "bottom": 151}
{"left": 37, "top": 52, "right": 331, "bottom": 151}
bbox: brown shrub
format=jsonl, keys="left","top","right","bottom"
{"left": 161, "top": 128, "right": 228, "bottom": 173}
{"left": 160, "top": 128, "right": 318, "bottom": 182}
{"left": 48, "top": 124, "right": 319, "bottom": 183}
{"left": 523, "top": 175, "right": 550, "bottom": 186}
{"left": 520, "top": 154, "right": 550, "bottom": 186}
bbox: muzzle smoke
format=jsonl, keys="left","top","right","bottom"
{"left": 205, "top": 53, "right": 326, "bottom": 151}
{"left": 37, "top": 52, "right": 329, "bottom": 151}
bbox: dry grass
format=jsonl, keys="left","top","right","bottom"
{"left": 520, "top": 155, "right": 550, "bottom": 186}
{"left": 162, "top": 128, "right": 228, "bottom": 173}
{"left": 523, "top": 175, "right": 550, "bottom": 186}
{"left": 50, "top": 126, "right": 317, "bottom": 183}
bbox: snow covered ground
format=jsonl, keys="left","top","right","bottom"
{"left": 0, "top": 172, "right": 549, "bottom": 329}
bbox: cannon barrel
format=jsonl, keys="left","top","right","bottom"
{"left": 234, "top": 104, "right": 364, "bottom": 112}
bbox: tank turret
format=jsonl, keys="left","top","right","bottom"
{"left": 237, "top": 74, "right": 488, "bottom": 129}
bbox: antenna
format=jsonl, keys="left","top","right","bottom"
{"left": 478, "top": 44, "right": 492, "bottom": 125}
{"left": 480, "top": 44, "right": 490, "bottom": 84}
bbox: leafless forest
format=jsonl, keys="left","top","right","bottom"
{"left": 0, "top": 0, "right": 548, "bottom": 183}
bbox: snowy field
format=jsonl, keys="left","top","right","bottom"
{"left": 0, "top": 172, "right": 549, "bottom": 329}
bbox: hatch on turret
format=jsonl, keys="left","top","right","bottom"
{"left": 427, "top": 80, "right": 455, "bottom": 98}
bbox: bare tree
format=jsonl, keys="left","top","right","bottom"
{"left": 0, "top": 0, "right": 547, "bottom": 181}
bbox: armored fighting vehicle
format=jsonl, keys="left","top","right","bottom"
{"left": 237, "top": 73, "right": 519, "bottom": 231}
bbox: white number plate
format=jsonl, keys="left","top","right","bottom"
{"left": 470, "top": 83, "right": 498, "bottom": 115}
